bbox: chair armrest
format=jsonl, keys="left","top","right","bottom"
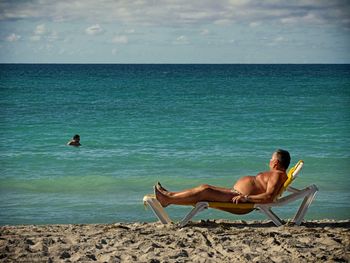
{"left": 286, "top": 186, "right": 301, "bottom": 193}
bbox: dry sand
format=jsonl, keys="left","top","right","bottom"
{"left": 0, "top": 220, "right": 349, "bottom": 262}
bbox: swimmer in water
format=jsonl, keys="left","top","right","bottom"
{"left": 67, "top": 134, "right": 81, "bottom": 147}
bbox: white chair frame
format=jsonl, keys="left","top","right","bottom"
{"left": 143, "top": 184, "right": 318, "bottom": 227}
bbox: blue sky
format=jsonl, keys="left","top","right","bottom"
{"left": 0, "top": 0, "right": 349, "bottom": 63}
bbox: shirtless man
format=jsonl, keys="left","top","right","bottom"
{"left": 155, "top": 149, "right": 290, "bottom": 206}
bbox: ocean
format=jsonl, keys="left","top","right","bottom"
{"left": 0, "top": 64, "right": 349, "bottom": 225}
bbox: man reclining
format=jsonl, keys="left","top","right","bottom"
{"left": 155, "top": 149, "right": 290, "bottom": 206}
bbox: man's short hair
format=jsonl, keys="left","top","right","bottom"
{"left": 275, "top": 149, "right": 291, "bottom": 170}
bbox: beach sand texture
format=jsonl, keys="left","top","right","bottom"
{"left": 0, "top": 220, "right": 349, "bottom": 263}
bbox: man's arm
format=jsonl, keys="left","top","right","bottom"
{"left": 232, "top": 172, "right": 282, "bottom": 204}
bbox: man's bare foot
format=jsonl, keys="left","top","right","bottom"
{"left": 154, "top": 185, "right": 170, "bottom": 207}
{"left": 156, "top": 182, "right": 168, "bottom": 193}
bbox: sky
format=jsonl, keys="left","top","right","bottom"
{"left": 0, "top": 0, "right": 349, "bottom": 63}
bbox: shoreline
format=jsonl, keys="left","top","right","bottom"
{"left": 1, "top": 220, "right": 349, "bottom": 262}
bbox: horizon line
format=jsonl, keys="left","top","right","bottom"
{"left": 1, "top": 62, "right": 350, "bottom": 65}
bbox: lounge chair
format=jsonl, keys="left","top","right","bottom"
{"left": 143, "top": 160, "right": 318, "bottom": 227}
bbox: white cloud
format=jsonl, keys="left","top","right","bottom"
{"left": 85, "top": 24, "right": 103, "bottom": 35}
{"left": 214, "top": 19, "right": 232, "bottom": 26}
{"left": 249, "top": 21, "right": 261, "bottom": 27}
{"left": 34, "top": 24, "right": 46, "bottom": 35}
{"left": 0, "top": 1, "right": 348, "bottom": 27}
{"left": 173, "top": 35, "right": 189, "bottom": 45}
{"left": 30, "top": 35, "right": 41, "bottom": 42}
{"left": 31, "top": 24, "right": 59, "bottom": 42}
{"left": 112, "top": 35, "right": 128, "bottom": 44}
{"left": 268, "top": 36, "right": 287, "bottom": 46}
{"left": 47, "top": 31, "right": 58, "bottom": 42}
{"left": 125, "top": 28, "right": 135, "bottom": 34}
{"left": 200, "top": 29, "right": 209, "bottom": 35}
{"left": 6, "top": 33, "right": 20, "bottom": 42}
{"left": 281, "top": 12, "right": 324, "bottom": 25}
{"left": 280, "top": 18, "right": 295, "bottom": 24}
{"left": 274, "top": 36, "right": 285, "bottom": 42}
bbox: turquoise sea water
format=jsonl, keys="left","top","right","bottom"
{"left": 0, "top": 64, "right": 349, "bottom": 225}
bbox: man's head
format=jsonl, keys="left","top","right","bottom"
{"left": 73, "top": 134, "right": 80, "bottom": 141}
{"left": 271, "top": 149, "right": 291, "bottom": 170}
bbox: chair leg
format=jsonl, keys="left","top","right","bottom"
{"left": 144, "top": 197, "right": 172, "bottom": 224}
{"left": 293, "top": 185, "right": 318, "bottom": 225}
{"left": 258, "top": 206, "right": 283, "bottom": 226}
{"left": 179, "top": 202, "right": 209, "bottom": 227}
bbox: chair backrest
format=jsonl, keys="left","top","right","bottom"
{"left": 275, "top": 160, "right": 304, "bottom": 200}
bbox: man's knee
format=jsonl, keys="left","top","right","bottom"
{"left": 198, "top": 184, "right": 211, "bottom": 191}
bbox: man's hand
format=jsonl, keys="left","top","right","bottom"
{"left": 231, "top": 195, "right": 248, "bottom": 204}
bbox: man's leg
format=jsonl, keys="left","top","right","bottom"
{"left": 155, "top": 184, "right": 236, "bottom": 207}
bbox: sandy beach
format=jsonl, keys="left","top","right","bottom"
{"left": 0, "top": 220, "right": 349, "bottom": 262}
